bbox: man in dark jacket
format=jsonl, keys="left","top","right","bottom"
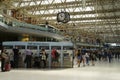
{"left": 13, "top": 46, "right": 19, "bottom": 68}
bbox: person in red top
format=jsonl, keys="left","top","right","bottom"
{"left": 51, "top": 48, "right": 56, "bottom": 59}
{"left": 51, "top": 48, "right": 59, "bottom": 67}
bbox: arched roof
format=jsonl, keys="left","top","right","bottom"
{"left": 0, "top": 0, "right": 120, "bottom": 43}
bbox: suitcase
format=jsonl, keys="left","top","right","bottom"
{"left": 5, "top": 63, "right": 11, "bottom": 71}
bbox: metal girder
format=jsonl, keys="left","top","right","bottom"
{"left": 29, "top": 8, "right": 120, "bottom": 17}
{"left": 0, "top": 0, "right": 120, "bottom": 43}
{"left": 47, "top": 15, "right": 120, "bottom": 21}
{"left": 12, "top": 0, "right": 119, "bottom": 11}
{"left": 58, "top": 24, "right": 120, "bottom": 31}
{"left": 69, "top": 22, "right": 120, "bottom": 27}
{"left": 12, "top": 1, "right": 92, "bottom": 10}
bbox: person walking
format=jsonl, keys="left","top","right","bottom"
{"left": 24, "top": 48, "right": 33, "bottom": 68}
{"left": 1, "top": 49, "right": 8, "bottom": 72}
{"left": 13, "top": 46, "right": 19, "bottom": 68}
{"left": 77, "top": 49, "right": 82, "bottom": 67}
{"left": 85, "top": 52, "right": 90, "bottom": 66}
{"left": 41, "top": 49, "right": 47, "bottom": 68}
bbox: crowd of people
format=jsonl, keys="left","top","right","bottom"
{"left": 0, "top": 46, "right": 119, "bottom": 72}
{"left": 73, "top": 48, "right": 120, "bottom": 67}
{"left": 0, "top": 47, "right": 60, "bottom": 72}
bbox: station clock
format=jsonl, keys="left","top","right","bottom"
{"left": 57, "top": 12, "right": 70, "bottom": 23}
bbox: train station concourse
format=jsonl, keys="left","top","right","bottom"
{"left": 0, "top": 0, "right": 120, "bottom": 80}
{"left": 0, "top": 59, "right": 120, "bottom": 80}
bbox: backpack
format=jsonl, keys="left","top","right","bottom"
{"left": 55, "top": 51, "right": 59, "bottom": 58}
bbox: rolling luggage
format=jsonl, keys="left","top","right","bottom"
{"left": 5, "top": 63, "right": 11, "bottom": 71}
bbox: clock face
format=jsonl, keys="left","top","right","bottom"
{"left": 58, "top": 12, "right": 66, "bottom": 21}
{"left": 57, "top": 12, "right": 70, "bottom": 23}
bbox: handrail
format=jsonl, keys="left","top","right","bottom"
{"left": 0, "top": 13, "right": 62, "bottom": 34}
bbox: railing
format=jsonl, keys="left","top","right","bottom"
{"left": 0, "top": 14, "right": 62, "bottom": 34}
{"left": 76, "top": 42, "right": 103, "bottom": 47}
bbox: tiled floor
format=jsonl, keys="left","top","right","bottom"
{"left": 0, "top": 59, "right": 120, "bottom": 80}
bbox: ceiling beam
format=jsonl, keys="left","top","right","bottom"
{"left": 29, "top": 8, "right": 120, "bottom": 17}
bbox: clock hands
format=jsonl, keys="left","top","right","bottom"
{"left": 57, "top": 12, "right": 70, "bottom": 23}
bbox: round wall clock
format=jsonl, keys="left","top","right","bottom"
{"left": 57, "top": 12, "right": 70, "bottom": 23}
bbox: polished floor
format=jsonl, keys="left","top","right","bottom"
{"left": 0, "top": 59, "right": 120, "bottom": 80}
